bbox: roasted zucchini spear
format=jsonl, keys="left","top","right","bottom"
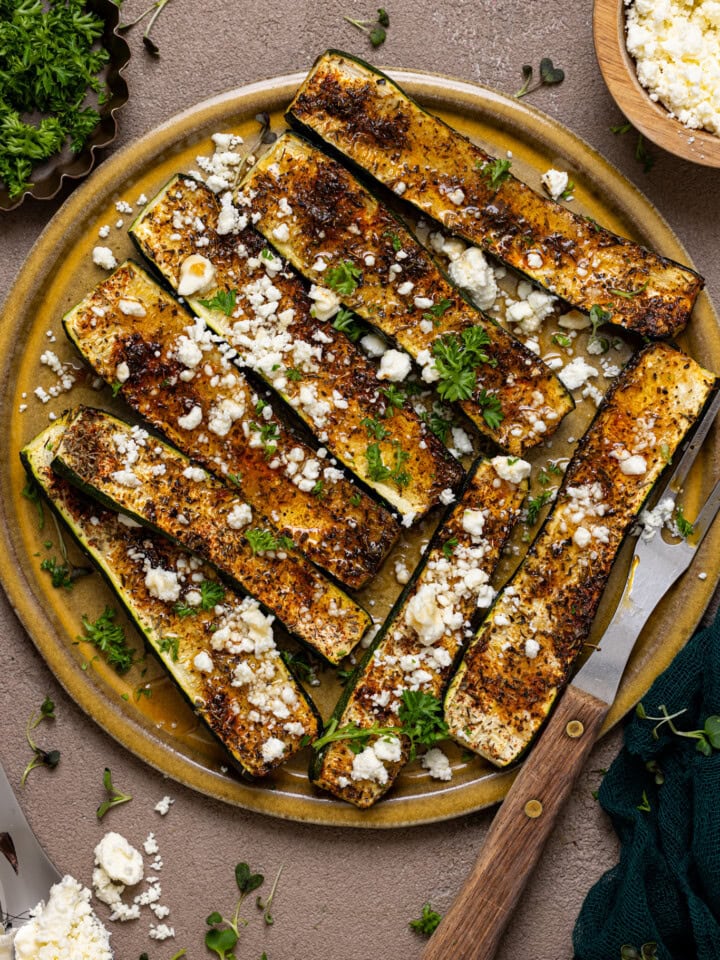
{"left": 21, "top": 416, "right": 320, "bottom": 777}
{"left": 241, "top": 132, "right": 574, "bottom": 455}
{"left": 62, "top": 259, "right": 399, "bottom": 590}
{"left": 287, "top": 50, "right": 704, "bottom": 339}
{"left": 311, "top": 456, "right": 527, "bottom": 807}
{"left": 51, "top": 406, "right": 371, "bottom": 664}
{"left": 129, "top": 175, "right": 463, "bottom": 522}
{"left": 444, "top": 342, "right": 716, "bottom": 767}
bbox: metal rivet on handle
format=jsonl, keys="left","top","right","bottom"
{"left": 524, "top": 799, "right": 543, "bottom": 818}
{"left": 566, "top": 720, "right": 585, "bottom": 738}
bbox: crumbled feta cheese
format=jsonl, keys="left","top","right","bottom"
{"left": 350, "top": 745, "right": 388, "bottom": 784}
{"left": 360, "top": 333, "right": 387, "bottom": 357}
{"left": 525, "top": 637, "right": 541, "bottom": 658}
{"left": 272, "top": 222, "right": 290, "bottom": 242}
{"left": 373, "top": 736, "right": 402, "bottom": 762}
{"left": 491, "top": 456, "right": 531, "bottom": 485}
{"left": 421, "top": 748, "right": 452, "bottom": 781}
{"left": 447, "top": 247, "right": 497, "bottom": 310}
{"left": 92, "top": 246, "right": 117, "bottom": 270}
{"left": 308, "top": 284, "right": 341, "bottom": 321}
{"left": 95, "top": 833, "right": 144, "bottom": 886}
{"left": 177, "top": 254, "right": 216, "bottom": 296}
{"left": 145, "top": 566, "right": 181, "bottom": 602}
{"left": 178, "top": 404, "right": 203, "bottom": 430}
{"left": 115, "top": 362, "right": 130, "bottom": 383}
{"left": 619, "top": 455, "right": 647, "bottom": 476}
{"left": 193, "top": 651, "right": 214, "bottom": 673}
{"left": 559, "top": 357, "right": 599, "bottom": 391}
{"left": 439, "top": 487, "right": 456, "bottom": 505}
{"left": 154, "top": 796, "right": 174, "bottom": 815}
{"left": 378, "top": 348, "right": 411, "bottom": 382}
{"left": 261, "top": 737, "right": 286, "bottom": 763}
{"left": 118, "top": 298, "right": 147, "bottom": 317}
{"left": 227, "top": 502, "right": 252, "bottom": 529}
{"left": 14, "top": 876, "right": 112, "bottom": 960}
{"left": 462, "top": 509, "right": 486, "bottom": 538}
{"left": 541, "top": 168, "right": 569, "bottom": 200}
{"left": 638, "top": 496, "right": 675, "bottom": 541}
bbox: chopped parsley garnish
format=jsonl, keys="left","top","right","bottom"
{"left": 675, "top": 505, "right": 694, "bottom": 539}
{"left": 442, "top": 537, "right": 458, "bottom": 559}
{"left": 423, "top": 298, "right": 452, "bottom": 327}
{"left": 525, "top": 490, "right": 553, "bottom": 525}
{"left": 380, "top": 384, "right": 407, "bottom": 415}
{"left": 200, "top": 579, "right": 225, "bottom": 609}
{"left": 432, "top": 326, "right": 494, "bottom": 402}
{"left": 227, "top": 472, "right": 243, "bottom": 487}
{"left": 477, "top": 389, "right": 504, "bottom": 431}
{"left": 477, "top": 157, "right": 512, "bottom": 190}
{"left": 422, "top": 403, "right": 456, "bottom": 444}
{"left": 111, "top": 380, "right": 123, "bottom": 396}
{"left": 332, "top": 307, "right": 364, "bottom": 341}
{"left": 22, "top": 480, "right": 45, "bottom": 528}
{"left": 311, "top": 479, "right": 325, "bottom": 499}
{"left": 245, "top": 528, "right": 294, "bottom": 555}
{"left": 198, "top": 289, "right": 237, "bottom": 315}
{"left": 409, "top": 903, "right": 443, "bottom": 937}
{"left": 78, "top": 606, "right": 135, "bottom": 673}
{"left": 365, "top": 442, "right": 411, "bottom": 488}
{"left": 383, "top": 229, "right": 402, "bottom": 252}
{"left": 251, "top": 421, "right": 280, "bottom": 454}
{"left": 40, "top": 556, "right": 74, "bottom": 590}
{"left": 286, "top": 367, "right": 303, "bottom": 381}
{"left": 361, "top": 416, "right": 391, "bottom": 440}
{"left": 326, "top": 260, "right": 362, "bottom": 296}
{"left": 0, "top": 0, "right": 112, "bottom": 199}
{"left": 349, "top": 491, "right": 363, "bottom": 507}
{"left": 159, "top": 635, "right": 180, "bottom": 661}
{"left": 551, "top": 332, "right": 572, "bottom": 349}
{"left": 609, "top": 280, "right": 649, "bottom": 300}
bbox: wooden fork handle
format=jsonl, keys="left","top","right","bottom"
{"left": 422, "top": 685, "right": 609, "bottom": 960}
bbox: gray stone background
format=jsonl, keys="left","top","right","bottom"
{"left": 1, "top": 1, "right": 719, "bottom": 958}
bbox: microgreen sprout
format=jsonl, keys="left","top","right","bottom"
{"left": 21, "top": 696, "right": 59, "bottom": 786}
{"left": 515, "top": 58, "right": 565, "bottom": 98}
{"left": 636, "top": 702, "right": 720, "bottom": 755}
{"left": 205, "top": 862, "right": 265, "bottom": 959}
{"left": 588, "top": 304, "right": 613, "bottom": 354}
{"left": 118, "top": 0, "right": 176, "bottom": 56}
{"left": 344, "top": 8, "right": 390, "bottom": 47}
{"left": 96, "top": 767, "right": 132, "bottom": 819}
{"left": 256, "top": 865, "right": 283, "bottom": 925}
{"left": 620, "top": 944, "right": 658, "bottom": 960}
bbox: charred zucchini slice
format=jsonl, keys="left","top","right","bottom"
{"left": 287, "top": 51, "right": 704, "bottom": 340}
{"left": 21, "top": 416, "right": 320, "bottom": 777}
{"left": 311, "top": 457, "right": 527, "bottom": 807}
{"left": 129, "top": 175, "right": 463, "bottom": 522}
{"left": 51, "top": 406, "right": 371, "bottom": 664}
{"left": 62, "top": 259, "right": 399, "bottom": 590}
{"left": 242, "top": 132, "right": 574, "bottom": 455}
{"left": 444, "top": 342, "right": 716, "bottom": 767}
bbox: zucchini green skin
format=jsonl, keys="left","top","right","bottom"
{"left": 129, "top": 175, "right": 463, "bottom": 521}
{"left": 287, "top": 50, "right": 704, "bottom": 340}
{"left": 62, "top": 258, "right": 399, "bottom": 590}
{"left": 21, "top": 416, "right": 320, "bottom": 777}
{"left": 444, "top": 342, "right": 717, "bottom": 767}
{"left": 310, "top": 457, "right": 527, "bottom": 807}
{"left": 242, "top": 132, "right": 574, "bottom": 456}
{"left": 52, "top": 406, "right": 371, "bottom": 664}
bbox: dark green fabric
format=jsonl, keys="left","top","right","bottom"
{"left": 573, "top": 613, "right": 720, "bottom": 960}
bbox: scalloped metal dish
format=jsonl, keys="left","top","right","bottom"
{"left": 0, "top": 0, "right": 130, "bottom": 211}
{"left": 1, "top": 69, "right": 719, "bottom": 828}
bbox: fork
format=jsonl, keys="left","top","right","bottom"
{"left": 422, "top": 387, "right": 720, "bottom": 960}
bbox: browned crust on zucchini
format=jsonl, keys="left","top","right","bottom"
{"left": 23, "top": 418, "right": 319, "bottom": 776}
{"left": 242, "top": 133, "right": 574, "bottom": 455}
{"left": 288, "top": 51, "right": 703, "bottom": 339}
{"left": 313, "top": 458, "right": 527, "bottom": 807}
{"left": 52, "top": 406, "right": 371, "bottom": 663}
{"left": 129, "top": 176, "right": 463, "bottom": 519}
{"left": 62, "top": 260, "right": 399, "bottom": 590}
{"left": 444, "top": 343, "right": 716, "bottom": 766}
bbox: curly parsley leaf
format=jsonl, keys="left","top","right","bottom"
{"left": 245, "top": 528, "right": 294, "bottom": 555}
{"left": 409, "top": 902, "right": 443, "bottom": 937}
{"left": 78, "top": 606, "right": 135, "bottom": 673}
{"left": 199, "top": 289, "right": 237, "bottom": 315}
{"left": 325, "top": 260, "right": 362, "bottom": 296}
{"left": 432, "top": 326, "right": 494, "bottom": 402}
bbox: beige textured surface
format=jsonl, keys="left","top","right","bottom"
{"left": 1, "top": 1, "right": 718, "bottom": 957}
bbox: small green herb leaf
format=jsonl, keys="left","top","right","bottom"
{"left": 78, "top": 607, "right": 135, "bottom": 673}
{"left": 409, "top": 902, "right": 442, "bottom": 936}
{"left": 199, "top": 289, "right": 237, "bottom": 315}
{"left": 205, "top": 926, "right": 238, "bottom": 960}
{"left": 97, "top": 767, "right": 132, "bottom": 819}
{"left": 675, "top": 505, "right": 694, "bottom": 539}
{"left": 245, "top": 528, "right": 294, "bottom": 555}
{"left": 326, "top": 260, "right": 362, "bottom": 296}
{"left": 236, "top": 862, "right": 264, "bottom": 895}
{"left": 478, "top": 158, "right": 512, "bottom": 190}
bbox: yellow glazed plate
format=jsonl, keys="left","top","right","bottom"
{"left": 1, "top": 69, "right": 719, "bottom": 828}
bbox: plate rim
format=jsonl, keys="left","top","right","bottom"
{"left": 1, "top": 66, "right": 719, "bottom": 829}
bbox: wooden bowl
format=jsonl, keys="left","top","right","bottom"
{"left": 593, "top": 0, "right": 720, "bottom": 167}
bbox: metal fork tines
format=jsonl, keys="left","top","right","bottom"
{"left": 574, "top": 388, "right": 720, "bottom": 706}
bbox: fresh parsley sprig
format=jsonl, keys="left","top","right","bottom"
{"left": 332, "top": 307, "right": 364, "bottom": 341}
{"left": 477, "top": 158, "right": 512, "bottom": 190}
{"left": 78, "top": 606, "right": 136, "bottom": 674}
{"left": 365, "top": 442, "right": 411, "bottom": 488}
{"left": 21, "top": 696, "right": 60, "bottom": 787}
{"left": 97, "top": 767, "right": 132, "bottom": 819}
{"left": 431, "top": 326, "right": 493, "bottom": 403}
{"left": 199, "top": 289, "right": 238, "bottom": 316}
{"left": 245, "top": 528, "right": 294, "bottom": 555}
{"left": 325, "top": 260, "right": 362, "bottom": 296}
{"left": 313, "top": 690, "right": 448, "bottom": 760}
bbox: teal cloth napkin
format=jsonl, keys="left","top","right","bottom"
{"left": 573, "top": 612, "right": 720, "bottom": 960}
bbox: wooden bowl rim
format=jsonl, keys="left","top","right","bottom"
{"left": 593, "top": 0, "right": 720, "bottom": 167}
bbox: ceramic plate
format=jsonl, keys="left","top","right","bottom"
{"left": 1, "top": 69, "right": 719, "bottom": 828}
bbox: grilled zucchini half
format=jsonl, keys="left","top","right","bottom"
{"left": 21, "top": 416, "right": 320, "bottom": 777}
{"left": 287, "top": 50, "right": 704, "bottom": 340}
{"left": 444, "top": 342, "right": 717, "bottom": 767}
{"left": 241, "top": 133, "right": 574, "bottom": 455}
{"left": 52, "top": 406, "right": 371, "bottom": 664}
{"left": 311, "top": 456, "right": 527, "bottom": 807}
{"left": 62, "top": 259, "right": 399, "bottom": 590}
{"left": 129, "top": 175, "right": 463, "bottom": 521}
